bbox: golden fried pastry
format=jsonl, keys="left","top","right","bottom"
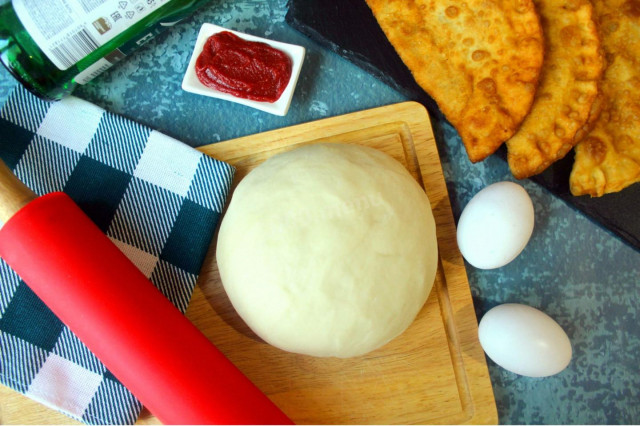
{"left": 506, "top": 0, "right": 604, "bottom": 179}
{"left": 570, "top": 0, "right": 640, "bottom": 196}
{"left": 365, "top": 0, "right": 544, "bottom": 162}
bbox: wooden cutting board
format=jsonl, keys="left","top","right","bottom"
{"left": 0, "top": 102, "right": 497, "bottom": 425}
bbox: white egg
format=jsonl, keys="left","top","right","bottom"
{"left": 478, "top": 303, "right": 572, "bottom": 377}
{"left": 456, "top": 181, "right": 534, "bottom": 269}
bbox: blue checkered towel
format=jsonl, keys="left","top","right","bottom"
{"left": 0, "top": 86, "right": 234, "bottom": 424}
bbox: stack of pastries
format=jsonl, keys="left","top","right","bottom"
{"left": 366, "top": 0, "right": 639, "bottom": 197}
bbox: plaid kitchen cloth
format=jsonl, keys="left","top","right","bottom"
{"left": 0, "top": 86, "right": 234, "bottom": 424}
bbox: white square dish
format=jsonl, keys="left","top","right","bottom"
{"left": 182, "top": 23, "right": 306, "bottom": 116}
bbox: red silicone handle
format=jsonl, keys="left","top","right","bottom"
{"left": 0, "top": 192, "right": 292, "bottom": 425}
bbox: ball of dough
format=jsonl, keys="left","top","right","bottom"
{"left": 216, "top": 143, "right": 438, "bottom": 358}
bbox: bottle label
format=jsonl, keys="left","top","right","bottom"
{"left": 74, "top": 16, "right": 179, "bottom": 85}
{"left": 73, "top": 49, "right": 125, "bottom": 84}
{"left": 12, "top": 0, "right": 171, "bottom": 70}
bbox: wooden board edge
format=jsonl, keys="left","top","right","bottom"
{"left": 197, "top": 102, "right": 424, "bottom": 158}
{"left": 405, "top": 105, "right": 498, "bottom": 424}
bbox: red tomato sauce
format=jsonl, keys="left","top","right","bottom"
{"left": 195, "top": 31, "right": 293, "bottom": 103}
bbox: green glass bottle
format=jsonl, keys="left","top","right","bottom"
{"left": 0, "top": 0, "right": 211, "bottom": 100}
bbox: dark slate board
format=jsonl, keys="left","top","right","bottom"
{"left": 285, "top": 0, "right": 640, "bottom": 252}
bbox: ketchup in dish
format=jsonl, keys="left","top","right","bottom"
{"left": 195, "top": 31, "right": 293, "bottom": 103}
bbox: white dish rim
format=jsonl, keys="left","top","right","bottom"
{"left": 181, "top": 23, "right": 306, "bottom": 116}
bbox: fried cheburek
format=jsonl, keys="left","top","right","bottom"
{"left": 506, "top": 0, "right": 604, "bottom": 179}
{"left": 570, "top": 0, "right": 640, "bottom": 196}
{"left": 365, "top": 0, "right": 544, "bottom": 162}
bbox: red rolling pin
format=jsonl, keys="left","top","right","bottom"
{"left": 0, "top": 160, "right": 293, "bottom": 425}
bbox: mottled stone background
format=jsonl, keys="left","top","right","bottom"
{"left": 1, "top": 0, "right": 638, "bottom": 423}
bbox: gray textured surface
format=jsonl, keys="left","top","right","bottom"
{"left": 1, "top": 0, "right": 639, "bottom": 424}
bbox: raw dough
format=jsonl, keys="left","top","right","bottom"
{"left": 216, "top": 143, "right": 438, "bottom": 358}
